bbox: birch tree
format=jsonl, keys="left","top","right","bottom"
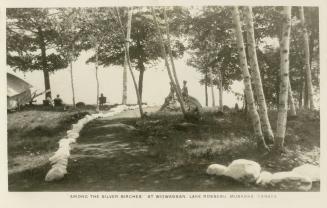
{"left": 232, "top": 6, "right": 268, "bottom": 150}
{"left": 122, "top": 52, "right": 128, "bottom": 104}
{"left": 115, "top": 7, "right": 144, "bottom": 117}
{"left": 288, "top": 79, "right": 297, "bottom": 116}
{"left": 244, "top": 6, "right": 274, "bottom": 142}
{"left": 163, "top": 8, "right": 187, "bottom": 113}
{"left": 152, "top": 7, "right": 187, "bottom": 115}
{"left": 274, "top": 6, "right": 292, "bottom": 152}
{"left": 217, "top": 70, "right": 223, "bottom": 111}
{"left": 299, "top": 6, "right": 315, "bottom": 110}
{"left": 209, "top": 67, "right": 216, "bottom": 107}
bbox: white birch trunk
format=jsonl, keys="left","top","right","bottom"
{"left": 209, "top": 67, "right": 215, "bottom": 107}
{"left": 163, "top": 8, "right": 187, "bottom": 113}
{"left": 275, "top": 6, "right": 292, "bottom": 151}
{"left": 218, "top": 70, "right": 223, "bottom": 111}
{"left": 95, "top": 45, "right": 100, "bottom": 112}
{"left": 232, "top": 6, "right": 268, "bottom": 149}
{"left": 123, "top": 8, "right": 144, "bottom": 117}
{"left": 288, "top": 78, "right": 296, "bottom": 116}
{"left": 152, "top": 7, "right": 187, "bottom": 115}
{"left": 244, "top": 6, "right": 274, "bottom": 143}
{"left": 122, "top": 51, "right": 128, "bottom": 105}
{"left": 299, "top": 6, "right": 315, "bottom": 110}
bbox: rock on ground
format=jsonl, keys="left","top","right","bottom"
{"left": 256, "top": 171, "right": 273, "bottom": 186}
{"left": 224, "top": 159, "right": 261, "bottom": 183}
{"left": 206, "top": 164, "right": 227, "bottom": 176}
{"left": 270, "top": 171, "right": 312, "bottom": 191}
{"left": 292, "top": 164, "right": 320, "bottom": 182}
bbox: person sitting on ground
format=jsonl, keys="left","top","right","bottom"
{"left": 46, "top": 96, "right": 54, "bottom": 107}
{"left": 53, "top": 94, "right": 63, "bottom": 107}
{"left": 99, "top": 93, "right": 107, "bottom": 107}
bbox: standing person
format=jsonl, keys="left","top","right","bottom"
{"left": 182, "top": 80, "right": 189, "bottom": 101}
{"left": 99, "top": 93, "right": 106, "bottom": 107}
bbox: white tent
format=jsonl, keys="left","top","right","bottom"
{"left": 7, "top": 73, "right": 32, "bottom": 109}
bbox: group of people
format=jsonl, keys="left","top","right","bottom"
{"left": 168, "top": 80, "right": 189, "bottom": 101}
{"left": 46, "top": 94, "right": 63, "bottom": 107}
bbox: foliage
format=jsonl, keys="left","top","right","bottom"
{"left": 7, "top": 8, "right": 68, "bottom": 72}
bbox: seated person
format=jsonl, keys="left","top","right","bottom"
{"left": 44, "top": 95, "right": 54, "bottom": 107}
{"left": 53, "top": 94, "right": 63, "bottom": 107}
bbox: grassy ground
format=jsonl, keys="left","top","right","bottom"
{"left": 8, "top": 107, "right": 320, "bottom": 191}
{"left": 7, "top": 106, "right": 96, "bottom": 174}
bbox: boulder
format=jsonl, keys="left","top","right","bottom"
{"left": 45, "top": 166, "right": 67, "bottom": 182}
{"left": 270, "top": 171, "right": 312, "bottom": 191}
{"left": 292, "top": 164, "right": 320, "bottom": 182}
{"left": 206, "top": 164, "right": 227, "bottom": 176}
{"left": 256, "top": 171, "right": 273, "bottom": 186}
{"left": 224, "top": 159, "right": 261, "bottom": 183}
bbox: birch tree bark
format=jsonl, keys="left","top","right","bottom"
{"left": 244, "top": 6, "right": 274, "bottom": 143}
{"left": 152, "top": 7, "right": 187, "bottom": 116}
{"left": 299, "top": 6, "right": 315, "bottom": 110}
{"left": 288, "top": 78, "right": 297, "bottom": 116}
{"left": 69, "top": 44, "right": 76, "bottom": 108}
{"left": 205, "top": 72, "right": 208, "bottom": 106}
{"left": 122, "top": 51, "right": 128, "bottom": 105}
{"left": 274, "top": 6, "right": 292, "bottom": 151}
{"left": 217, "top": 70, "right": 223, "bottom": 111}
{"left": 115, "top": 7, "right": 144, "bottom": 117}
{"left": 209, "top": 67, "right": 216, "bottom": 107}
{"left": 95, "top": 45, "right": 100, "bottom": 112}
{"left": 232, "top": 6, "right": 268, "bottom": 150}
{"left": 163, "top": 8, "right": 187, "bottom": 113}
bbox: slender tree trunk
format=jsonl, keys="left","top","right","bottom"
{"left": 288, "top": 78, "right": 296, "bottom": 116}
{"left": 163, "top": 8, "right": 187, "bottom": 113}
{"left": 300, "top": 6, "right": 315, "bottom": 110}
{"left": 274, "top": 6, "right": 292, "bottom": 152}
{"left": 304, "top": 78, "right": 309, "bottom": 108}
{"left": 152, "top": 7, "right": 186, "bottom": 116}
{"left": 116, "top": 7, "right": 144, "bottom": 117}
{"left": 218, "top": 70, "right": 223, "bottom": 111}
{"left": 70, "top": 61, "right": 76, "bottom": 108}
{"left": 232, "top": 6, "right": 268, "bottom": 150}
{"left": 205, "top": 72, "right": 208, "bottom": 106}
{"left": 70, "top": 45, "right": 76, "bottom": 108}
{"left": 209, "top": 67, "right": 215, "bottom": 107}
{"left": 244, "top": 6, "right": 274, "bottom": 143}
{"left": 38, "top": 27, "right": 51, "bottom": 99}
{"left": 122, "top": 51, "right": 128, "bottom": 105}
{"left": 95, "top": 46, "right": 100, "bottom": 112}
{"left": 138, "top": 60, "right": 145, "bottom": 103}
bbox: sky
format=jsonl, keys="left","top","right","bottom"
{"left": 8, "top": 51, "right": 244, "bottom": 107}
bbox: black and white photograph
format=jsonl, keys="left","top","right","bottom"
{"left": 1, "top": 0, "right": 325, "bottom": 204}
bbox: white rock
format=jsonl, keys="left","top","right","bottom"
{"left": 256, "top": 171, "right": 273, "bottom": 186}
{"left": 67, "top": 138, "right": 76, "bottom": 143}
{"left": 59, "top": 139, "right": 71, "bottom": 147}
{"left": 292, "top": 164, "right": 320, "bottom": 182}
{"left": 45, "top": 166, "right": 67, "bottom": 182}
{"left": 270, "top": 171, "right": 312, "bottom": 191}
{"left": 206, "top": 164, "right": 227, "bottom": 176}
{"left": 67, "top": 132, "right": 79, "bottom": 140}
{"left": 53, "top": 158, "right": 68, "bottom": 166}
{"left": 72, "top": 123, "right": 83, "bottom": 132}
{"left": 52, "top": 163, "right": 67, "bottom": 170}
{"left": 224, "top": 159, "right": 261, "bottom": 183}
